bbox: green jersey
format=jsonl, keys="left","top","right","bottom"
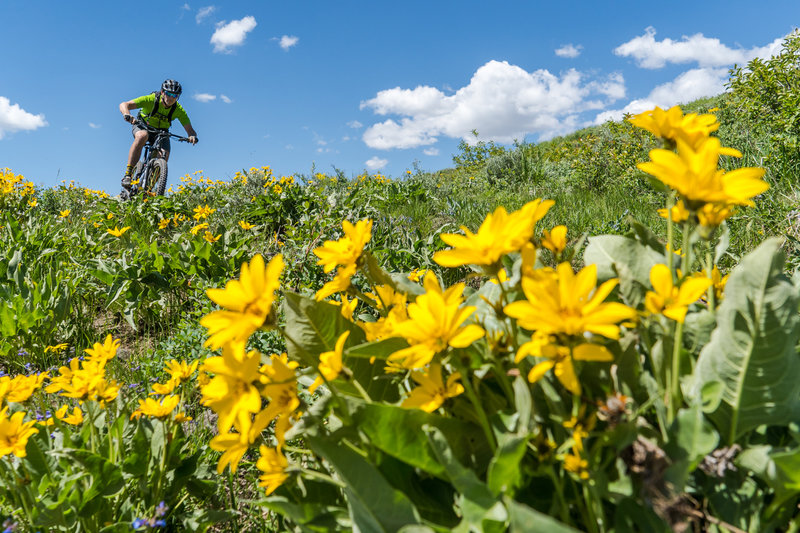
{"left": 132, "top": 93, "right": 191, "bottom": 130}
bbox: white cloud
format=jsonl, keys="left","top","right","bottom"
{"left": 614, "top": 27, "right": 785, "bottom": 69}
{"left": 193, "top": 93, "right": 217, "bottom": 103}
{"left": 211, "top": 16, "right": 257, "bottom": 53}
{"left": 360, "top": 60, "right": 626, "bottom": 149}
{"left": 88, "top": 122, "right": 101, "bottom": 129}
{"left": 423, "top": 147, "right": 439, "bottom": 156}
{"left": 594, "top": 67, "right": 728, "bottom": 124}
{"left": 220, "top": 94, "right": 232, "bottom": 103}
{"left": 196, "top": 6, "right": 215, "bottom": 24}
{"left": 555, "top": 44, "right": 582, "bottom": 58}
{"left": 0, "top": 97, "right": 47, "bottom": 140}
{"left": 365, "top": 156, "right": 388, "bottom": 170}
{"left": 347, "top": 120, "right": 363, "bottom": 129}
{"left": 278, "top": 35, "right": 299, "bottom": 51}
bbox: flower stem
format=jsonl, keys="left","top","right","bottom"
{"left": 453, "top": 357, "right": 497, "bottom": 451}
{"left": 705, "top": 248, "right": 716, "bottom": 312}
{"left": 668, "top": 219, "right": 692, "bottom": 423}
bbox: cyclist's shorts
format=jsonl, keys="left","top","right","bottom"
{"left": 132, "top": 123, "right": 171, "bottom": 154}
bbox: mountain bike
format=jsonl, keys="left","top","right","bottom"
{"left": 121, "top": 118, "right": 191, "bottom": 200}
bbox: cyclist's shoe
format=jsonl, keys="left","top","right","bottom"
{"left": 119, "top": 189, "right": 130, "bottom": 201}
{"left": 121, "top": 174, "right": 132, "bottom": 191}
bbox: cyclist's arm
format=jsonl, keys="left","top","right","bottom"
{"left": 183, "top": 123, "right": 199, "bottom": 144}
{"left": 119, "top": 100, "right": 140, "bottom": 116}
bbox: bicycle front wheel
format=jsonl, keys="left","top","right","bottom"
{"left": 145, "top": 158, "right": 169, "bottom": 196}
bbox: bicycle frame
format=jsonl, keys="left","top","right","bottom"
{"left": 127, "top": 118, "right": 190, "bottom": 197}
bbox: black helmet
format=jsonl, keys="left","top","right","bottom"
{"left": 161, "top": 79, "right": 182, "bottom": 96}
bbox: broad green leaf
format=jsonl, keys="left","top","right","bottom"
{"left": 487, "top": 435, "right": 529, "bottom": 496}
{"left": 283, "top": 292, "right": 397, "bottom": 401}
{"left": 584, "top": 234, "right": 664, "bottom": 308}
{"left": 424, "top": 426, "right": 507, "bottom": 532}
{"left": 692, "top": 239, "right": 800, "bottom": 444}
{"left": 307, "top": 435, "right": 420, "bottom": 532}
{"left": 504, "top": 498, "right": 581, "bottom": 533}
{"left": 350, "top": 402, "right": 491, "bottom": 479}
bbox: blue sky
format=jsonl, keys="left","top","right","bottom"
{"left": 2, "top": 1, "right": 798, "bottom": 193}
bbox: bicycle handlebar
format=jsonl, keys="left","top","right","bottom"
{"left": 131, "top": 117, "right": 192, "bottom": 143}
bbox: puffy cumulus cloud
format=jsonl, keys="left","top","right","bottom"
{"left": 365, "top": 156, "right": 388, "bottom": 170}
{"left": 279, "top": 35, "right": 299, "bottom": 51}
{"left": 555, "top": 44, "right": 582, "bottom": 58}
{"left": 211, "top": 16, "right": 257, "bottom": 53}
{"left": 423, "top": 147, "right": 439, "bottom": 156}
{"left": 347, "top": 120, "right": 363, "bottom": 129}
{"left": 361, "top": 60, "right": 626, "bottom": 149}
{"left": 196, "top": 6, "right": 216, "bottom": 24}
{"left": 193, "top": 93, "right": 217, "bottom": 103}
{"left": 0, "top": 97, "right": 47, "bottom": 140}
{"left": 615, "top": 27, "right": 786, "bottom": 69}
{"left": 594, "top": 67, "right": 728, "bottom": 124}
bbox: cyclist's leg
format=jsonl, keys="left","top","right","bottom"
{"left": 155, "top": 135, "right": 171, "bottom": 161}
{"left": 123, "top": 128, "right": 149, "bottom": 189}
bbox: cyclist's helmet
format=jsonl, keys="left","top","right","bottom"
{"left": 161, "top": 79, "right": 183, "bottom": 96}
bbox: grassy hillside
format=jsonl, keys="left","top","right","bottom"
{"left": 0, "top": 30, "right": 798, "bottom": 533}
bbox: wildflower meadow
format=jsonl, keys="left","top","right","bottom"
{"left": 2, "top": 31, "right": 800, "bottom": 533}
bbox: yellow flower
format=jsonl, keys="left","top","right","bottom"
{"left": 257, "top": 445, "right": 289, "bottom": 495}
{"left": 209, "top": 410, "right": 272, "bottom": 474}
{"left": 165, "top": 359, "right": 198, "bottom": 383}
{"left": 401, "top": 362, "right": 464, "bottom": 412}
{"left": 315, "top": 263, "right": 356, "bottom": 302}
{"left": 697, "top": 202, "right": 735, "bottom": 228}
{"left": 158, "top": 219, "right": 170, "bottom": 229}
{"left": 407, "top": 268, "right": 429, "bottom": 282}
{"left": 628, "top": 105, "right": 719, "bottom": 149}
{"left": 434, "top": 199, "right": 554, "bottom": 268}
{"left": 309, "top": 331, "right": 349, "bottom": 394}
{"left": 258, "top": 353, "right": 300, "bottom": 446}
{"left": 27, "top": 198, "right": 37, "bottom": 207}
{"left": 238, "top": 220, "right": 255, "bottom": 230}
{"left": 0, "top": 373, "right": 48, "bottom": 403}
{"left": 0, "top": 408, "right": 38, "bottom": 458}
{"left": 151, "top": 380, "right": 178, "bottom": 395}
{"left": 638, "top": 137, "right": 768, "bottom": 210}
{"left": 645, "top": 264, "right": 712, "bottom": 322}
{"left": 563, "top": 451, "right": 590, "bottom": 479}
{"left": 505, "top": 262, "right": 636, "bottom": 340}
{"left": 131, "top": 396, "right": 181, "bottom": 420}
{"left": 55, "top": 405, "right": 84, "bottom": 425}
{"left": 387, "top": 272, "right": 485, "bottom": 369}
{"left": 203, "top": 231, "right": 221, "bottom": 243}
{"left": 190, "top": 222, "right": 209, "bottom": 235}
{"left": 106, "top": 213, "right": 114, "bottom": 220}
{"left": 107, "top": 226, "right": 131, "bottom": 237}
{"left": 59, "top": 209, "right": 71, "bottom": 218}
{"left": 657, "top": 200, "right": 690, "bottom": 223}
{"left": 193, "top": 204, "right": 216, "bottom": 220}
{"left": 200, "top": 341, "right": 263, "bottom": 433}
{"left": 313, "top": 219, "right": 373, "bottom": 273}
{"left": 541, "top": 225, "right": 567, "bottom": 256}
{"left": 519, "top": 334, "right": 614, "bottom": 395}
{"left": 200, "top": 254, "right": 284, "bottom": 349}
{"left": 44, "top": 343, "right": 68, "bottom": 354}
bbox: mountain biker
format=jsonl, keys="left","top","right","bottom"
{"left": 119, "top": 79, "right": 198, "bottom": 191}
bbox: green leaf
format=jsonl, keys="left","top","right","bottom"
{"left": 692, "top": 239, "right": 800, "bottom": 443}
{"left": 504, "top": 498, "right": 581, "bottom": 533}
{"left": 283, "top": 292, "right": 397, "bottom": 401}
{"left": 584, "top": 234, "right": 664, "bottom": 309}
{"left": 487, "top": 435, "right": 529, "bottom": 496}
{"left": 351, "top": 402, "right": 491, "bottom": 479}
{"left": 424, "top": 426, "right": 507, "bottom": 531}
{"left": 307, "top": 435, "right": 420, "bottom": 532}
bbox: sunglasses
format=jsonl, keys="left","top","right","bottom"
{"left": 164, "top": 91, "right": 179, "bottom": 98}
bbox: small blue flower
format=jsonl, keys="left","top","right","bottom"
{"left": 132, "top": 518, "right": 145, "bottom": 529}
